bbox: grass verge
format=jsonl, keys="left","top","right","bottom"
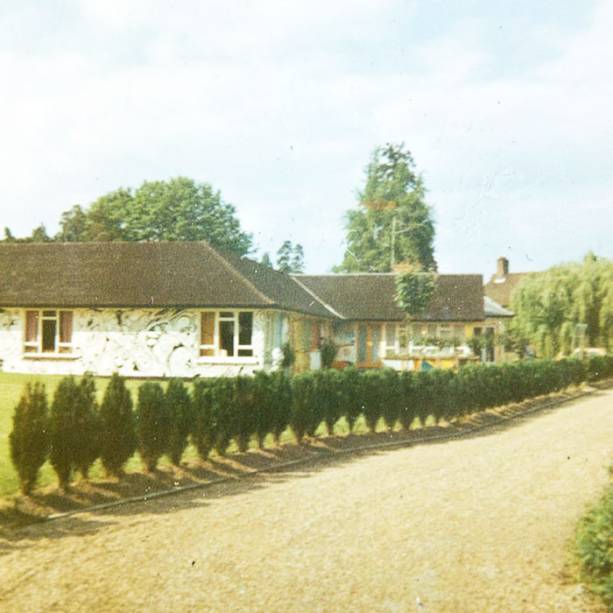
{"left": 575, "top": 466, "right": 613, "bottom": 611}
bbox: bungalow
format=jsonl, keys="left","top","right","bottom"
{"left": 0, "top": 241, "right": 510, "bottom": 377}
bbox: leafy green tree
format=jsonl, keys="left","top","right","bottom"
{"left": 191, "top": 380, "right": 216, "bottom": 460}
{"left": 259, "top": 252, "right": 273, "bottom": 268}
{"left": 136, "top": 382, "right": 168, "bottom": 472}
{"left": 99, "top": 373, "right": 137, "bottom": 477}
{"left": 51, "top": 178, "right": 253, "bottom": 255}
{"left": 276, "top": 240, "right": 304, "bottom": 273}
{"left": 395, "top": 272, "right": 436, "bottom": 317}
{"left": 9, "top": 383, "right": 49, "bottom": 495}
{"left": 336, "top": 143, "right": 436, "bottom": 272}
{"left": 510, "top": 253, "right": 613, "bottom": 357}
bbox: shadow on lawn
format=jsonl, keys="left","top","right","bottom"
{"left": 0, "top": 387, "right": 598, "bottom": 553}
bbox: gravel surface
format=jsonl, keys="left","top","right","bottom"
{"left": 1, "top": 390, "right": 612, "bottom": 612}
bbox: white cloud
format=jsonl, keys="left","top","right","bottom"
{"left": 0, "top": 0, "right": 610, "bottom": 274}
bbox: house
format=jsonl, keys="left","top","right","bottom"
{"left": 484, "top": 256, "right": 532, "bottom": 309}
{"left": 295, "top": 273, "right": 508, "bottom": 370}
{"left": 0, "top": 241, "right": 511, "bottom": 377}
{"left": 0, "top": 242, "right": 333, "bottom": 377}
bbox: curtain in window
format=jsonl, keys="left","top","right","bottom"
{"left": 59, "top": 311, "right": 73, "bottom": 343}
{"left": 25, "top": 311, "right": 38, "bottom": 343}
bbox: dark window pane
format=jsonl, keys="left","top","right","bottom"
{"left": 238, "top": 312, "right": 253, "bottom": 346}
{"left": 220, "top": 320, "right": 235, "bottom": 356}
{"left": 42, "top": 319, "right": 56, "bottom": 352}
{"left": 42, "top": 310, "right": 55, "bottom": 317}
{"left": 238, "top": 348, "right": 254, "bottom": 357}
{"left": 219, "top": 311, "right": 233, "bottom": 319}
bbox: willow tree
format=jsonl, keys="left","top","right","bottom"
{"left": 510, "top": 253, "right": 613, "bottom": 357}
{"left": 336, "top": 143, "right": 436, "bottom": 272}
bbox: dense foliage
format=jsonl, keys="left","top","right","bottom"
{"left": 336, "top": 143, "right": 436, "bottom": 272}
{"left": 576, "top": 480, "right": 613, "bottom": 609}
{"left": 9, "top": 355, "right": 613, "bottom": 493}
{"left": 395, "top": 272, "right": 436, "bottom": 317}
{"left": 4, "top": 177, "right": 253, "bottom": 257}
{"left": 9, "top": 383, "right": 49, "bottom": 494}
{"left": 510, "top": 253, "right": 613, "bottom": 357}
{"left": 99, "top": 373, "right": 137, "bottom": 476}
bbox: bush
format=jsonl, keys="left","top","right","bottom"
{"left": 398, "top": 371, "right": 416, "bottom": 430}
{"left": 341, "top": 367, "right": 363, "bottom": 433}
{"left": 164, "top": 379, "right": 193, "bottom": 465}
{"left": 576, "top": 484, "right": 613, "bottom": 609}
{"left": 234, "top": 376, "right": 255, "bottom": 452}
{"left": 49, "top": 376, "right": 99, "bottom": 490}
{"left": 271, "top": 371, "right": 292, "bottom": 444}
{"left": 290, "top": 373, "right": 317, "bottom": 443}
{"left": 211, "top": 378, "right": 236, "bottom": 456}
{"left": 252, "top": 372, "right": 275, "bottom": 448}
{"left": 320, "top": 369, "right": 343, "bottom": 435}
{"left": 99, "top": 373, "right": 136, "bottom": 477}
{"left": 73, "top": 373, "right": 100, "bottom": 479}
{"left": 320, "top": 339, "right": 338, "bottom": 369}
{"left": 9, "top": 383, "right": 49, "bottom": 495}
{"left": 361, "top": 370, "right": 383, "bottom": 432}
{"left": 136, "top": 382, "right": 168, "bottom": 472}
{"left": 380, "top": 369, "right": 401, "bottom": 431}
{"left": 192, "top": 379, "right": 216, "bottom": 460}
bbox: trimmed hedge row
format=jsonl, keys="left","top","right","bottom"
{"left": 9, "top": 355, "right": 613, "bottom": 494}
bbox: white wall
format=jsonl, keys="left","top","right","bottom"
{"left": 0, "top": 308, "right": 287, "bottom": 378}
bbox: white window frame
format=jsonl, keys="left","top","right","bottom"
{"left": 23, "top": 309, "right": 74, "bottom": 356}
{"left": 198, "top": 309, "right": 256, "bottom": 363}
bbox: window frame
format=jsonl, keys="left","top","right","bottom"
{"left": 198, "top": 309, "right": 256, "bottom": 362}
{"left": 23, "top": 309, "right": 74, "bottom": 356}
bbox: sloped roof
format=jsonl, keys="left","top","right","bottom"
{"left": 0, "top": 242, "right": 333, "bottom": 317}
{"left": 484, "top": 272, "right": 531, "bottom": 308}
{"left": 484, "top": 295, "right": 514, "bottom": 318}
{"left": 294, "top": 274, "right": 485, "bottom": 321}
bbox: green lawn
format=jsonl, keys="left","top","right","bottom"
{"left": 0, "top": 372, "right": 392, "bottom": 498}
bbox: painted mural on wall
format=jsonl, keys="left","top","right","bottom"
{"left": 0, "top": 308, "right": 277, "bottom": 378}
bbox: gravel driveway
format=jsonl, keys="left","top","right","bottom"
{"left": 1, "top": 390, "right": 612, "bottom": 612}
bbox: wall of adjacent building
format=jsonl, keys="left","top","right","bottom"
{"left": 0, "top": 307, "right": 290, "bottom": 378}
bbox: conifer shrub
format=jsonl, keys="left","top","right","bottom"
{"left": 73, "top": 372, "right": 100, "bottom": 479}
{"left": 99, "top": 373, "right": 136, "bottom": 477}
{"left": 49, "top": 376, "right": 81, "bottom": 490}
{"left": 380, "top": 369, "right": 402, "bottom": 431}
{"left": 211, "top": 378, "right": 236, "bottom": 455}
{"left": 290, "top": 372, "right": 317, "bottom": 443}
{"left": 164, "top": 379, "right": 193, "bottom": 466}
{"left": 192, "top": 379, "right": 216, "bottom": 460}
{"left": 9, "top": 382, "right": 50, "bottom": 495}
{"left": 398, "top": 371, "right": 416, "bottom": 430}
{"left": 362, "top": 370, "right": 384, "bottom": 432}
{"left": 136, "top": 382, "right": 168, "bottom": 472}
{"left": 340, "top": 367, "right": 363, "bottom": 433}
{"left": 234, "top": 376, "right": 256, "bottom": 452}
{"left": 252, "top": 371, "right": 274, "bottom": 448}
{"left": 271, "top": 371, "right": 292, "bottom": 444}
{"left": 320, "top": 369, "right": 343, "bottom": 435}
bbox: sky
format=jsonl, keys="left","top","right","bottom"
{"left": 1, "top": 1, "right": 612, "bottom": 277}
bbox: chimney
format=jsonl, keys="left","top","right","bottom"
{"left": 496, "top": 257, "right": 509, "bottom": 279}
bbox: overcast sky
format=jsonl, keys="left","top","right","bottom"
{"left": 1, "top": 1, "right": 611, "bottom": 276}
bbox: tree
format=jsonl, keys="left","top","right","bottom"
{"left": 164, "top": 379, "right": 192, "bottom": 466}
{"left": 276, "top": 240, "right": 304, "bottom": 273}
{"left": 49, "top": 376, "right": 99, "bottom": 490}
{"left": 99, "top": 373, "right": 137, "bottom": 476}
{"left": 510, "top": 253, "right": 613, "bottom": 357}
{"left": 9, "top": 383, "right": 49, "bottom": 495}
{"left": 260, "top": 252, "right": 273, "bottom": 268}
{"left": 336, "top": 143, "right": 436, "bottom": 272}
{"left": 136, "top": 382, "right": 168, "bottom": 472}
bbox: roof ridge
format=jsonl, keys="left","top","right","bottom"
{"left": 200, "top": 243, "right": 274, "bottom": 306}
{"left": 290, "top": 276, "right": 345, "bottom": 319}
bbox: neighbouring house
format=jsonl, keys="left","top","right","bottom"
{"left": 484, "top": 256, "right": 532, "bottom": 309}
{"left": 0, "top": 241, "right": 512, "bottom": 377}
{"left": 294, "top": 273, "right": 510, "bottom": 370}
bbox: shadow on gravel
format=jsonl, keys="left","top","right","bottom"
{"left": 0, "top": 387, "right": 602, "bottom": 552}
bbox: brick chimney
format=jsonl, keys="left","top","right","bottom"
{"left": 496, "top": 256, "right": 509, "bottom": 279}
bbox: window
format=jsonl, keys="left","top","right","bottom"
{"left": 24, "top": 310, "right": 73, "bottom": 354}
{"left": 384, "top": 323, "right": 397, "bottom": 357}
{"left": 199, "top": 311, "right": 254, "bottom": 358}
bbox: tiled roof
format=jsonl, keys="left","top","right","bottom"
{"left": 295, "top": 274, "right": 485, "bottom": 321}
{"left": 484, "top": 272, "right": 531, "bottom": 308}
{"left": 0, "top": 241, "right": 333, "bottom": 318}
